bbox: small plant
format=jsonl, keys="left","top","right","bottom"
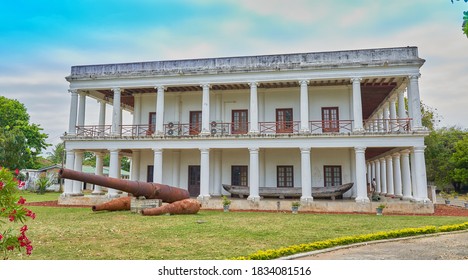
{"left": 35, "top": 173, "right": 53, "bottom": 195}
{"left": 291, "top": 201, "right": 301, "bottom": 207}
{"left": 222, "top": 196, "right": 231, "bottom": 206}
{"left": 377, "top": 204, "right": 386, "bottom": 210}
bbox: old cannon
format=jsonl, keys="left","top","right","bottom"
{"left": 58, "top": 168, "right": 190, "bottom": 203}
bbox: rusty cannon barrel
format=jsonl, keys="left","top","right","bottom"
{"left": 59, "top": 168, "right": 190, "bottom": 203}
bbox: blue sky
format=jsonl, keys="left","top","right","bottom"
{"left": 1, "top": 0, "right": 467, "bottom": 153}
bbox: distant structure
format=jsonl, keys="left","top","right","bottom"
{"left": 62, "top": 47, "right": 430, "bottom": 206}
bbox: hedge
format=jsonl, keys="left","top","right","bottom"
{"left": 232, "top": 222, "right": 468, "bottom": 260}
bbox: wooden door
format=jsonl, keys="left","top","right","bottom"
{"left": 276, "top": 108, "right": 293, "bottom": 133}
{"left": 322, "top": 107, "right": 339, "bottom": 133}
{"left": 231, "top": 110, "right": 248, "bottom": 134}
{"left": 189, "top": 111, "right": 202, "bottom": 135}
{"left": 188, "top": 165, "right": 201, "bottom": 197}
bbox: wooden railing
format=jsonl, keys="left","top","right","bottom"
{"left": 309, "top": 120, "right": 353, "bottom": 133}
{"left": 259, "top": 121, "right": 300, "bottom": 134}
{"left": 74, "top": 119, "right": 412, "bottom": 138}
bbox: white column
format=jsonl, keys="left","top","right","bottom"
{"left": 400, "top": 150, "right": 413, "bottom": 200}
{"left": 98, "top": 100, "right": 106, "bottom": 136}
{"left": 374, "top": 160, "right": 381, "bottom": 193}
{"left": 248, "top": 147, "right": 260, "bottom": 202}
{"left": 398, "top": 90, "right": 407, "bottom": 131}
{"left": 72, "top": 151, "right": 84, "bottom": 195}
{"left": 412, "top": 146, "right": 430, "bottom": 202}
{"left": 92, "top": 152, "right": 105, "bottom": 194}
{"left": 389, "top": 98, "right": 397, "bottom": 132}
{"left": 380, "top": 158, "right": 387, "bottom": 194}
{"left": 108, "top": 149, "right": 120, "bottom": 197}
{"left": 377, "top": 111, "right": 384, "bottom": 132}
{"left": 383, "top": 103, "right": 390, "bottom": 132}
{"left": 351, "top": 78, "right": 364, "bottom": 132}
{"left": 153, "top": 148, "right": 163, "bottom": 184}
{"left": 131, "top": 150, "right": 140, "bottom": 181}
{"left": 300, "top": 147, "right": 313, "bottom": 203}
{"left": 410, "top": 150, "right": 419, "bottom": 199}
{"left": 386, "top": 155, "right": 394, "bottom": 196}
{"left": 77, "top": 92, "right": 86, "bottom": 127}
{"left": 371, "top": 161, "right": 376, "bottom": 188}
{"left": 393, "top": 153, "right": 402, "bottom": 198}
{"left": 62, "top": 150, "right": 75, "bottom": 196}
{"left": 299, "top": 80, "right": 310, "bottom": 133}
{"left": 133, "top": 94, "right": 141, "bottom": 126}
{"left": 213, "top": 150, "right": 222, "bottom": 196}
{"left": 155, "top": 86, "right": 165, "bottom": 135}
{"left": 200, "top": 84, "right": 211, "bottom": 135}
{"left": 111, "top": 88, "right": 122, "bottom": 136}
{"left": 354, "top": 147, "right": 369, "bottom": 203}
{"left": 68, "top": 90, "right": 79, "bottom": 135}
{"left": 408, "top": 75, "right": 423, "bottom": 130}
{"left": 249, "top": 82, "right": 259, "bottom": 134}
{"left": 198, "top": 148, "right": 211, "bottom": 200}
{"left": 172, "top": 150, "right": 180, "bottom": 187}
{"left": 366, "top": 162, "right": 372, "bottom": 187}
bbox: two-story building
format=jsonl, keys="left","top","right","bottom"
{"left": 61, "top": 46, "right": 431, "bottom": 210}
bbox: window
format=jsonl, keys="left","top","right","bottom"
{"left": 324, "top": 166, "right": 342, "bottom": 187}
{"left": 147, "top": 165, "right": 154, "bottom": 182}
{"left": 149, "top": 112, "right": 156, "bottom": 133}
{"left": 277, "top": 166, "right": 294, "bottom": 188}
{"left": 276, "top": 108, "right": 293, "bottom": 133}
{"left": 232, "top": 110, "right": 248, "bottom": 134}
{"left": 231, "top": 166, "right": 248, "bottom": 186}
{"left": 322, "top": 107, "right": 339, "bottom": 133}
{"left": 189, "top": 111, "right": 202, "bottom": 135}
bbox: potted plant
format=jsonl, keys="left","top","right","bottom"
{"left": 376, "top": 204, "right": 386, "bottom": 215}
{"left": 291, "top": 201, "right": 300, "bottom": 214}
{"left": 462, "top": 195, "right": 468, "bottom": 209}
{"left": 222, "top": 196, "right": 231, "bottom": 212}
{"left": 440, "top": 191, "right": 451, "bottom": 205}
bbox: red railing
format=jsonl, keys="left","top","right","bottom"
{"left": 75, "top": 125, "right": 112, "bottom": 137}
{"left": 364, "top": 118, "right": 411, "bottom": 132}
{"left": 309, "top": 120, "right": 353, "bottom": 133}
{"left": 121, "top": 125, "right": 154, "bottom": 136}
{"left": 259, "top": 121, "right": 300, "bottom": 134}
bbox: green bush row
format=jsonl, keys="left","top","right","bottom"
{"left": 232, "top": 222, "right": 468, "bottom": 260}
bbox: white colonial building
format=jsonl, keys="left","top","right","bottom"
{"left": 62, "top": 47, "right": 430, "bottom": 206}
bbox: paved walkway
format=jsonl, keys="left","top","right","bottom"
{"left": 291, "top": 230, "right": 468, "bottom": 260}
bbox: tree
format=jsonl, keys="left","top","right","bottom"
{"left": 450, "top": 135, "right": 468, "bottom": 187}
{"left": 425, "top": 127, "right": 467, "bottom": 191}
{"left": 0, "top": 96, "right": 49, "bottom": 170}
{"left": 451, "top": 0, "right": 468, "bottom": 38}
{"left": 47, "top": 142, "right": 65, "bottom": 165}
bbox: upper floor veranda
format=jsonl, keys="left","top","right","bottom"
{"left": 64, "top": 47, "right": 427, "bottom": 141}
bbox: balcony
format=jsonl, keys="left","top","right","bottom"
{"left": 72, "top": 118, "right": 412, "bottom": 138}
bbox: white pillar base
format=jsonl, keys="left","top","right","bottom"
{"left": 355, "top": 196, "right": 370, "bottom": 203}
{"left": 300, "top": 196, "right": 314, "bottom": 205}
{"left": 107, "top": 192, "right": 120, "bottom": 199}
{"left": 247, "top": 195, "right": 261, "bottom": 204}
{"left": 197, "top": 195, "right": 211, "bottom": 203}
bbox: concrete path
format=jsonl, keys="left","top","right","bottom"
{"left": 290, "top": 230, "right": 468, "bottom": 260}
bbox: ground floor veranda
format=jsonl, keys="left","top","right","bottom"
{"left": 61, "top": 144, "right": 431, "bottom": 207}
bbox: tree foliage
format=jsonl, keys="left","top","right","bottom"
{"left": 46, "top": 142, "right": 65, "bottom": 165}
{"left": 425, "top": 127, "right": 468, "bottom": 192}
{"left": 450, "top": 135, "right": 468, "bottom": 185}
{"left": 451, "top": 0, "right": 468, "bottom": 38}
{"left": 0, "top": 96, "right": 49, "bottom": 170}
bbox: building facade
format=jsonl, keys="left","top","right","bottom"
{"left": 62, "top": 47, "right": 430, "bottom": 205}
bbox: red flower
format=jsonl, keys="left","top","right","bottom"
{"left": 18, "top": 196, "right": 26, "bottom": 205}
{"left": 0, "top": 234, "right": 3, "bottom": 241}
{"left": 26, "top": 245, "right": 33, "bottom": 255}
{"left": 9, "top": 215, "right": 15, "bottom": 222}
{"left": 26, "top": 209, "right": 36, "bottom": 220}
{"left": 0, "top": 181, "right": 4, "bottom": 190}
{"left": 20, "top": 225, "right": 28, "bottom": 233}
{"left": 7, "top": 246, "right": 14, "bottom": 251}
{"left": 15, "top": 169, "right": 19, "bottom": 175}
{"left": 18, "top": 180, "right": 25, "bottom": 188}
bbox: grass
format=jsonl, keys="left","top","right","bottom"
{"left": 19, "top": 191, "right": 61, "bottom": 203}
{"left": 8, "top": 202, "right": 468, "bottom": 260}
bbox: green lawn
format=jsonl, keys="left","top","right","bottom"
{"left": 19, "top": 191, "right": 61, "bottom": 203}
{"left": 9, "top": 199, "right": 468, "bottom": 260}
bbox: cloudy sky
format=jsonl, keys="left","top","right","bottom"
{"left": 1, "top": 0, "right": 467, "bottom": 154}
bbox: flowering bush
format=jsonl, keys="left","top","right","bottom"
{"left": 0, "top": 167, "right": 36, "bottom": 259}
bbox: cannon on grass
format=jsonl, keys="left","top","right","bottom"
{"left": 59, "top": 168, "right": 200, "bottom": 215}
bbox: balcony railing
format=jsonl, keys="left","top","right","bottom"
{"left": 73, "top": 118, "right": 412, "bottom": 138}
{"left": 364, "top": 118, "right": 411, "bottom": 133}
{"left": 309, "top": 120, "right": 353, "bottom": 133}
{"left": 259, "top": 121, "right": 300, "bottom": 134}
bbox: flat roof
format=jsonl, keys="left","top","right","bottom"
{"left": 67, "top": 46, "right": 424, "bottom": 81}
